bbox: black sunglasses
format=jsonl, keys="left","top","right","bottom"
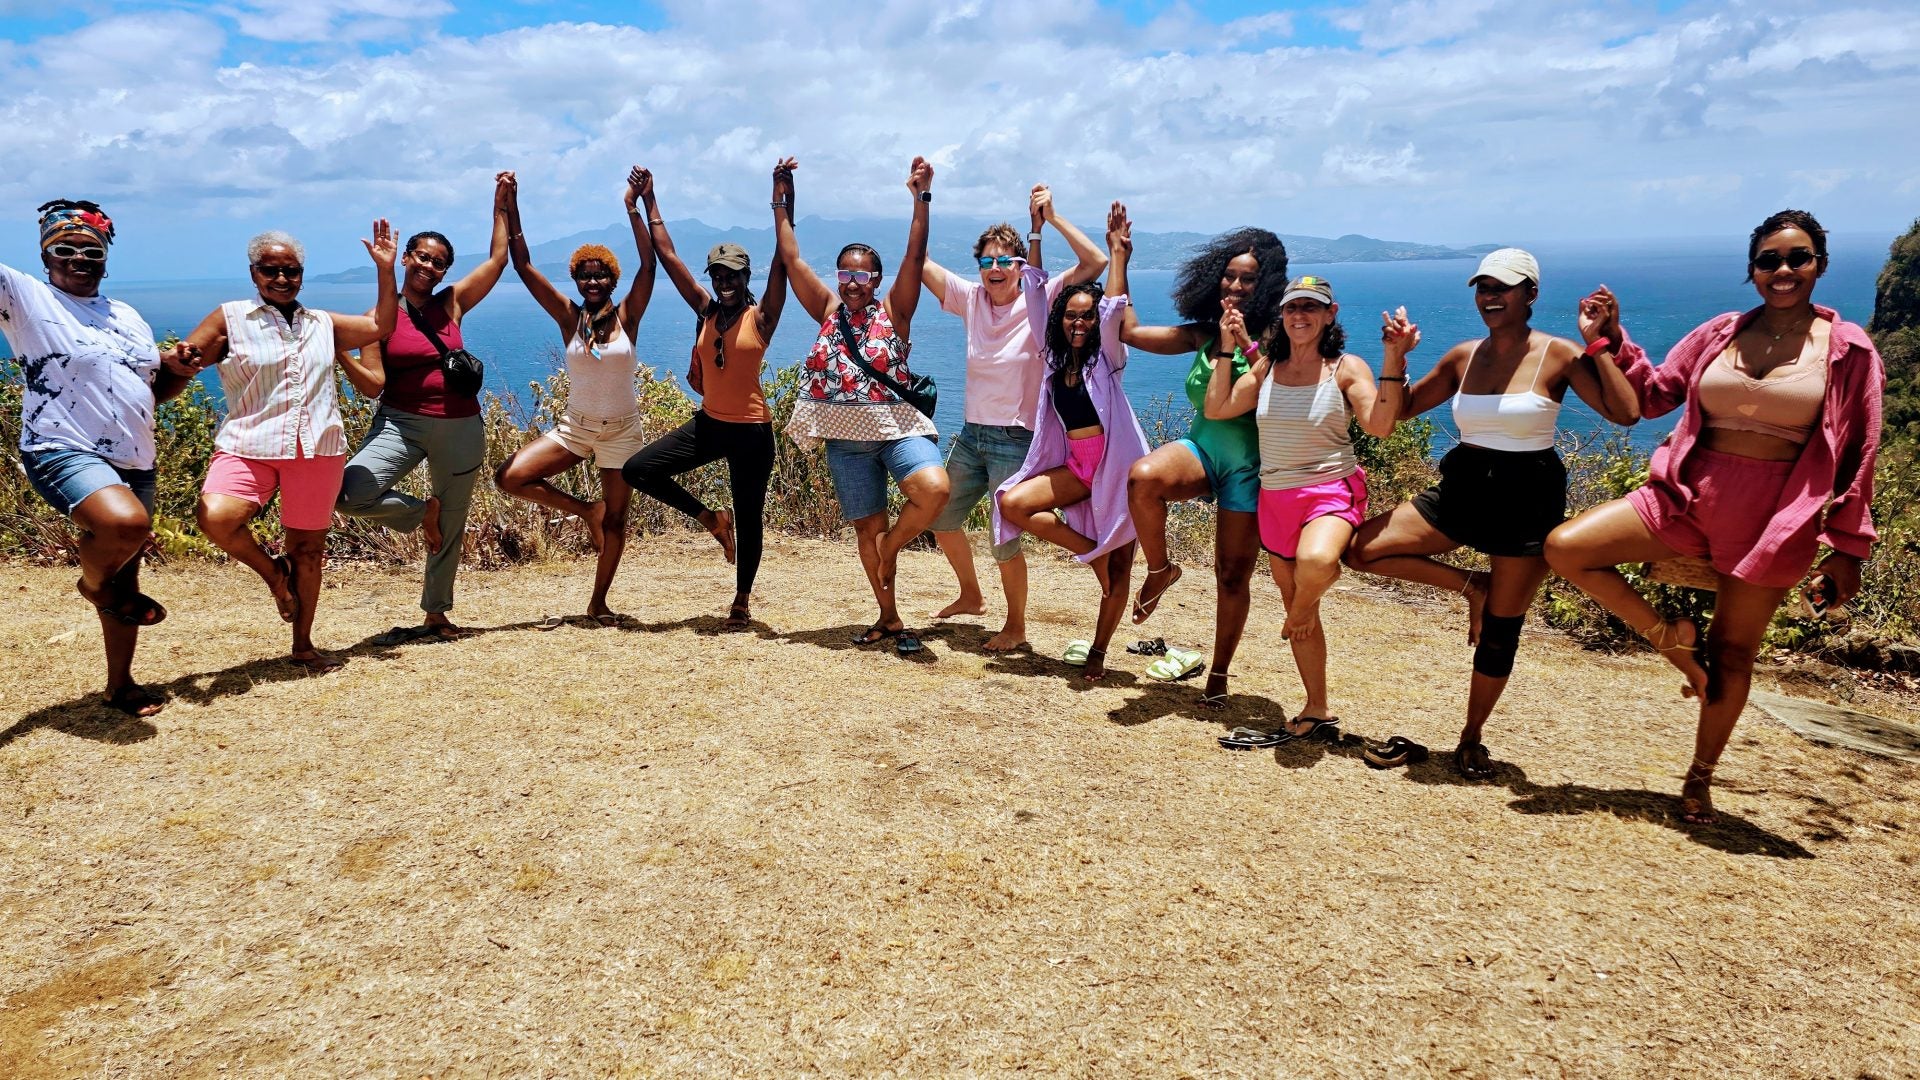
{"left": 1751, "top": 248, "right": 1818, "bottom": 273}
{"left": 252, "top": 264, "right": 304, "bottom": 279}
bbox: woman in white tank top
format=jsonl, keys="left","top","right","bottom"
{"left": 1201, "top": 275, "right": 1413, "bottom": 742}
{"left": 495, "top": 169, "right": 658, "bottom": 623}
{"left": 1342, "top": 249, "right": 1640, "bottom": 779}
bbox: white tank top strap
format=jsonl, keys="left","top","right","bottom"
{"left": 1451, "top": 336, "right": 1561, "bottom": 452}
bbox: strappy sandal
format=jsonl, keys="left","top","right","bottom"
{"left": 1125, "top": 637, "right": 1168, "bottom": 656}
{"left": 1680, "top": 757, "right": 1719, "bottom": 825}
{"left": 1219, "top": 725, "right": 1291, "bottom": 750}
{"left": 269, "top": 555, "right": 297, "bottom": 622}
{"left": 1454, "top": 740, "right": 1496, "bottom": 781}
{"left": 1363, "top": 735, "right": 1430, "bottom": 769}
{"left": 1131, "top": 563, "right": 1182, "bottom": 624}
{"left": 722, "top": 602, "right": 752, "bottom": 632}
{"left": 1200, "top": 668, "right": 1231, "bottom": 710}
{"left": 77, "top": 578, "right": 167, "bottom": 627}
{"left": 1638, "top": 616, "right": 1709, "bottom": 699}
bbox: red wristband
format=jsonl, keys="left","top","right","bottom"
{"left": 1583, "top": 336, "right": 1615, "bottom": 357}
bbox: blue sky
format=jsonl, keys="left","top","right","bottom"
{"left": 2, "top": 0, "right": 1917, "bottom": 279}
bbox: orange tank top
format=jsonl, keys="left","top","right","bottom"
{"left": 694, "top": 308, "right": 771, "bottom": 424}
{"left": 1697, "top": 348, "right": 1825, "bottom": 445}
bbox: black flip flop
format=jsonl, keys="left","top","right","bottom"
{"left": 1288, "top": 716, "right": 1342, "bottom": 742}
{"left": 1218, "top": 725, "right": 1291, "bottom": 750}
{"left": 1454, "top": 741, "right": 1497, "bottom": 781}
{"left": 852, "top": 623, "right": 901, "bottom": 647}
{"left": 373, "top": 624, "right": 431, "bottom": 647}
{"left": 1126, "top": 637, "right": 1168, "bottom": 656}
{"left": 895, "top": 628, "right": 924, "bottom": 655}
{"left": 1364, "top": 735, "right": 1430, "bottom": 769}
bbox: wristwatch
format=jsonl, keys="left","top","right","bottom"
{"left": 918, "top": 190, "right": 932, "bottom": 204}
{"left": 1027, "top": 231, "right": 1043, "bottom": 243}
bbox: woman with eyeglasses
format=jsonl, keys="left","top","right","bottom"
{"left": 334, "top": 172, "right": 513, "bottom": 642}
{"left": 494, "top": 168, "right": 657, "bottom": 623}
{"left": 1343, "top": 248, "right": 1639, "bottom": 779}
{"left": 1546, "top": 210, "right": 1884, "bottom": 824}
{"left": 169, "top": 223, "right": 398, "bottom": 673}
{"left": 991, "top": 202, "right": 1148, "bottom": 681}
{"left": 1114, "top": 223, "right": 1289, "bottom": 709}
{"left": 3, "top": 200, "right": 200, "bottom": 715}
{"left": 1201, "top": 275, "right": 1415, "bottom": 744}
{"left": 620, "top": 166, "right": 788, "bottom": 631}
{"left": 776, "top": 155, "right": 950, "bottom": 656}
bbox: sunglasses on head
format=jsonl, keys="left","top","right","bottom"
{"left": 1751, "top": 248, "right": 1818, "bottom": 273}
{"left": 253, "top": 264, "right": 304, "bottom": 279}
{"left": 836, "top": 269, "right": 878, "bottom": 285}
{"left": 48, "top": 243, "right": 106, "bottom": 261}
{"left": 977, "top": 255, "right": 1022, "bottom": 270}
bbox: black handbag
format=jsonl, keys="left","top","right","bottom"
{"left": 403, "top": 298, "right": 485, "bottom": 398}
{"left": 835, "top": 305, "right": 936, "bottom": 419}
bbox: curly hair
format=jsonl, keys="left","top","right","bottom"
{"left": 973, "top": 223, "right": 1027, "bottom": 262}
{"left": 1745, "top": 209, "right": 1828, "bottom": 282}
{"left": 407, "top": 230, "right": 454, "bottom": 262}
{"left": 1044, "top": 282, "right": 1106, "bottom": 375}
{"left": 1171, "top": 227, "right": 1289, "bottom": 340}
{"left": 247, "top": 230, "right": 305, "bottom": 265}
{"left": 570, "top": 243, "right": 620, "bottom": 282}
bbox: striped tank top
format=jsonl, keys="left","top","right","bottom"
{"left": 1255, "top": 364, "right": 1357, "bottom": 491}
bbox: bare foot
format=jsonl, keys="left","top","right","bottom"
{"left": 1644, "top": 617, "right": 1710, "bottom": 699}
{"left": 424, "top": 613, "right": 463, "bottom": 640}
{"left": 983, "top": 627, "right": 1028, "bottom": 653}
{"left": 1462, "top": 569, "right": 1490, "bottom": 645}
{"left": 421, "top": 495, "right": 444, "bottom": 553}
{"left": 706, "top": 509, "right": 737, "bottom": 565}
{"left": 105, "top": 683, "right": 166, "bottom": 718}
{"left": 933, "top": 596, "right": 988, "bottom": 619}
{"left": 877, "top": 539, "right": 900, "bottom": 595}
{"left": 289, "top": 649, "right": 343, "bottom": 674}
{"left": 1082, "top": 647, "right": 1108, "bottom": 682}
{"left": 1281, "top": 608, "right": 1319, "bottom": 641}
{"left": 581, "top": 501, "right": 607, "bottom": 553}
{"left": 1132, "top": 563, "right": 1182, "bottom": 625}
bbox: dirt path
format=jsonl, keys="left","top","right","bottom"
{"left": 3, "top": 536, "right": 1916, "bottom": 1077}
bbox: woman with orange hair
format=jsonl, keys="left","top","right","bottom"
{"left": 495, "top": 169, "right": 657, "bottom": 621}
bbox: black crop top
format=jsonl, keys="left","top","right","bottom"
{"left": 1051, "top": 367, "right": 1101, "bottom": 430}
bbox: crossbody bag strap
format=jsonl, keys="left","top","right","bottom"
{"left": 835, "top": 304, "right": 913, "bottom": 401}
{"left": 403, "top": 297, "right": 453, "bottom": 360}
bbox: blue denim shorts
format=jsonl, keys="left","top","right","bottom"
{"left": 930, "top": 422, "right": 1033, "bottom": 560}
{"left": 823, "top": 435, "right": 945, "bottom": 521}
{"left": 20, "top": 445, "right": 157, "bottom": 518}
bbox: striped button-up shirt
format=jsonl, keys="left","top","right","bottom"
{"left": 213, "top": 297, "right": 346, "bottom": 459}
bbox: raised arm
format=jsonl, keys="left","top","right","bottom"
{"left": 338, "top": 341, "right": 386, "bottom": 398}
{"left": 448, "top": 172, "right": 514, "bottom": 316}
{"left": 618, "top": 167, "right": 658, "bottom": 332}
{"left": 1107, "top": 201, "right": 1202, "bottom": 355}
{"left": 1348, "top": 307, "right": 1418, "bottom": 437}
{"left": 772, "top": 157, "right": 835, "bottom": 324}
{"left": 1033, "top": 183, "right": 1108, "bottom": 286}
{"left": 637, "top": 168, "right": 708, "bottom": 314}
{"left": 1567, "top": 285, "right": 1641, "bottom": 426}
{"left": 1402, "top": 341, "right": 1467, "bottom": 419}
{"left": 1202, "top": 302, "right": 1262, "bottom": 419}
{"left": 504, "top": 177, "right": 578, "bottom": 337}
{"left": 331, "top": 219, "right": 400, "bottom": 351}
{"left": 884, "top": 156, "right": 933, "bottom": 338}
{"left": 755, "top": 169, "right": 790, "bottom": 340}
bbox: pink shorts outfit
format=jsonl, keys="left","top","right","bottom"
{"left": 1628, "top": 447, "right": 1818, "bottom": 589}
{"left": 1257, "top": 468, "right": 1368, "bottom": 560}
{"left": 1066, "top": 433, "right": 1105, "bottom": 488}
{"left": 204, "top": 448, "right": 348, "bottom": 531}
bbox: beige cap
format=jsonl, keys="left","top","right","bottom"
{"left": 1468, "top": 247, "right": 1539, "bottom": 287}
{"left": 706, "top": 242, "right": 751, "bottom": 273}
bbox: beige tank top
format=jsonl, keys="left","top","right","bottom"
{"left": 1698, "top": 349, "right": 1825, "bottom": 445}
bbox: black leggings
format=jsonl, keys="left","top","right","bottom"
{"left": 621, "top": 412, "right": 775, "bottom": 594}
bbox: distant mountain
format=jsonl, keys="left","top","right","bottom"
{"left": 311, "top": 217, "right": 1493, "bottom": 284}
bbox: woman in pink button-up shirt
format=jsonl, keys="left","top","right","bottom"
{"left": 1546, "top": 210, "right": 1885, "bottom": 825}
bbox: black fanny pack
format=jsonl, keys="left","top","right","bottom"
{"left": 404, "top": 298, "right": 485, "bottom": 399}
{"left": 835, "top": 305, "right": 935, "bottom": 420}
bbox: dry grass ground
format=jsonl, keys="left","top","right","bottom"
{"left": 2, "top": 534, "right": 1917, "bottom": 1078}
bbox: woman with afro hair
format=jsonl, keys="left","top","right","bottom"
{"left": 1114, "top": 219, "right": 1290, "bottom": 709}
{"left": 495, "top": 168, "right": 658, "bottom": 622}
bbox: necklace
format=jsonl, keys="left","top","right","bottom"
{"left": 1759, "top": 316, "right": 1811, "bottom": 343}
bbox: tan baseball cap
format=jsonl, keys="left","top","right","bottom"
{"left": 1468, "top": 248, "right": 1539, "bottom": 287}
{"left": 706, "top": 242, "right": 751, "bottom": 273}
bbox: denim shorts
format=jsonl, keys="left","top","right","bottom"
{"left": 823, "top": 435, "right": 945, "bottom": 521}
{"left": 20, "top": 445, "right": 157, "bottom": 518}
{"left": 930, "top": 422, "right": 1033, "bottom": 560}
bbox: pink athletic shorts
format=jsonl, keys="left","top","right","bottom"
{"left": 1066, "top": 433, "right": 1105, "bottom": 488}
{"left": 1257, "top": 468, "right": 1368, "bottom": 560}
{"left": 1627, "top": 447, "right": 1816, "bottom": 589}
{"left": 203, "top": 449, "right": 347, "bottom": 532}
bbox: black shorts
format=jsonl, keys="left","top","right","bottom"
{"left": 1410, "top": 443, "right": 1567, "bottom": 558}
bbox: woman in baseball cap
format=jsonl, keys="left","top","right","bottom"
{"left": 621, "top": 167, "right": 789, "bottom": 631}
{"left": 1343, "top": 247, "right": 1641, "bottom": 780}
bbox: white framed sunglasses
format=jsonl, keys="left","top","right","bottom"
{"left": 48, "top": 243, "right": 106, "bottom": 261}
{"left": 836, "top": 269, "right": 878, "bottom": 285}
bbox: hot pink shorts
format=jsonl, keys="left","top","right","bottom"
{"left": 1627, "top": 447, "right": 1815, "bottom": 589}
{"left": 203, "top": 449, "right": 347, "bottom": 532}
{"left": 1257, "top": 468, "right": 1368, "bottom": 560}
{"left": 1066, "top": 433, "right": 1105, "bottom": 488}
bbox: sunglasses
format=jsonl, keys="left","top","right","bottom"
{"left": 1751, "top": 248, "right": 1818, "bottom": 273}
{"left": 712, "top": 325, "right": 727, "bottom": 370}
{"left": 253, "top": 264, "right": 304, "bottom": 279}
{"left": 408, "top": 251, "right": 451, "bottom": 271}
{"left": 48, "top": 243, "right": 106, "bottom": 261}
{"left": 1474, "top": 279, "right": 1524, "bottom": 295}
{"left": 574, "top": 271, "right": 614, "bottom": 283}
{"left": 836, "top": 269, "right": 878, "bottom": 285}
{"left": 977, "top": 255, "right": 1023, "bottom": 270}
{"left": 1060, "top": 309, "right": 1098, "bottom": 324}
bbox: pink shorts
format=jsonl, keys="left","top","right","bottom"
{"left": 1066, "top": 433, "right": 1105, "bottom": 488}
{"left": 203, "top": 449, "right": 347, "bottom": 532}
{"left": 1257, "top": 468, "right": 1368, "bottom": 560}
{"left": 1627, "top": 447, "right": 1816, "bottom": 589}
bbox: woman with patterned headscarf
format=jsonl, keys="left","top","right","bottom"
{"left": 2, "top": 199, "right": 199, "bottom": 715}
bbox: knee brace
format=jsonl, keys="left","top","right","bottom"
{"left": 1473, "top": 613, "right": 1525, "bottom": 679}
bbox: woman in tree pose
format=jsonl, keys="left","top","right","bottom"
{"left": 494, "top": 168, "right": 657, "bottom": 622}
{"left": 776, "top": 156, "right": 950, "bottom": 656}
{"left": 1547, "top": 210, "right": 1883, "bottom": 824}
{"left": 172, "top": 224, "right": 397, "bottom": 673}
{"left": 3, "top": 200, "right": 198, "bottom": 714}
{"left": 621, "top": 166, "right": 788, "bottom": 630}
{"left": 1202, "top": 275, "right": 1414, "bottom": 745}
{"left": 335, "top": 172, "right": 513, "bottom": 641}
{"left": 993, "top": 202, "right": 1150, "bottom": 681}
{"left": 1344, "top": 249, "right": 1639, "bottom": 779}
{"left": 1117, "top": 223, "right": 1290, "bottom": 708}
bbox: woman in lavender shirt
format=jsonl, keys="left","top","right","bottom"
{"left": 993, "top": 203, "right": 1151, "bottom": 681}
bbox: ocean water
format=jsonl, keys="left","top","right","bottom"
{"left": 6, "top": 234, "right": 1891, "bottom": 455}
